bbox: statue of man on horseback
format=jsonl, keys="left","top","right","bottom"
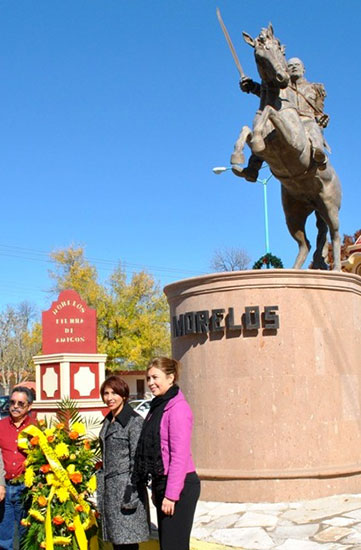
{"left": 233, "top": 57, "right": 330, "bottom": 182}
{"left": 217, "top": 16, "right": 342, "bottom": 271}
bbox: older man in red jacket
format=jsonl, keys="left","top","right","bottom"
{"left": 0, "top": 386, "right": 34, "bottom": 550}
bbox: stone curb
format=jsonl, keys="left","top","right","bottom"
{"left": 136, "top": 538, "right": 243, "bottom": 549}
{"left": 190, "top": 538, "right": 243, "bottom": 550}
{"left": 136, "top": 540, "right": 242, "bottom": 550}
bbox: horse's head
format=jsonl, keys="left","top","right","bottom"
{"left": 243, "top": 24, "right": 289, "bottom": 89}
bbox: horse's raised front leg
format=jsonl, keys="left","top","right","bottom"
{"left": 281, "top": 187, "right": 313, "bottom": 269}
{"left": 251, "top": 106, "right": 272, "bottom": 154}
{"left": 231, "top": 126, "right": 252, "bottom": 165}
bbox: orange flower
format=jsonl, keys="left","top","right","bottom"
{"left": 40, "top": 464, "right": 51, "bottom": 474}
{"left": 75, "top": 504, "right": 84, "bottom": 513}
{"left": 69, "top": 431, "right": 79, "bottom": 440}
{"left": 38, "top": 419, "right": 46, "bottom": 427}
{"left": 55, "top": 422, "right": 65, "bottom": 430}
{"left": 53, "top": 515, "right": 65, "bottom": 525}
{"left": 67, "top": 523, "right": 76, "bottom": 531}
{"left": 47, "top": 435, "right": 55, "bottom": 443}
{"left": 21, "top": 518, "right": 31, "bottom": 527}
{"left": 83, "top": 439, "right": 91, "bottom": 450}
{"left": 69, "top": 472, "right": 82, "bottom": 484}
{"left": 38, "top": 495, "right": 47, "bottom": 507}
{"left": 30, "top": 436, "right": 39, "bottom": 446}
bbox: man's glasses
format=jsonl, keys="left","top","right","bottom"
{"left": 10, "top": 400, "right": 29, "bottom": 409}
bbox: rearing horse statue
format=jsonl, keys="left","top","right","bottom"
{"left": 231, "top": 24, "right": 341, "bottom": 270}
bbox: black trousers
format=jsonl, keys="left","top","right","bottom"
{"left": 153, "top": 472, "right": 201, "bottom": 550}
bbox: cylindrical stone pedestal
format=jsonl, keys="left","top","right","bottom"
{"left": 164, "top": 270, "right": 361, "bottom": 502}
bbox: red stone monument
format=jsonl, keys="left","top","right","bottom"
{"left": 32, "top": 290, "right": 106, "bottom": 423}
{"left": 165, "top": 270, "right": 361, "bottom": 502}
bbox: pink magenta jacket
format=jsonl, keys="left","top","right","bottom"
{"left": 160, "top": 389, "right": 196, "bottom": 501}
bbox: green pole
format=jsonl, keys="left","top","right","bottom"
{"left": 257, "top": 174, "right": 273, "bottom": 257}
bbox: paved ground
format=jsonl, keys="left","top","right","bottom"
{"left": 188, "top": 493, "right": 361, "bottom": 550}
{"left": 105, "top": 492, "right": 361, "bottom": 549}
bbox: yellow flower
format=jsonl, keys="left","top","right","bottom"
{"left": 46, "top": 473, "right": 60, "bottom": 487}
{"left": 25, "top": 453, "right": 35, "bottom": 465}
{"left": 53, "top": 536, "right": 72, "bottom": 546}
{"left": 87, "top": 475, "right": 96, "bottom": 493}
{"left": 56, "top": 487, "right": 70, "bottom": 503}
{"left": 55, "top": 442, "right": 69, "bottom": 459}
{"left": 24, "top": 467, "right": 35, "bottom": 488}
{"left": 71, "top": 421, "right": 86, "bottom": 436}
{"left": 29, "top": 508, "right": 45, "bottom": 522}
{"left": 18, "top": 436, "right": 29, "bottom": 450}
{"left": 46, "top": 473, "right": 55, "bottom": 485}
{"left": 69, "top": 453, "right": 77, "bottom": 461}
{"left": 44, "top": 427, "right": 56, "bottom": 437}
{"left": 67, "top": 464, "right": 75, "bottom": 475}
{"left": 81, "top": 511, "right": 96, "bottom": 530}
{"left": 81, "top": 516, "right": 91, "bottom": 530}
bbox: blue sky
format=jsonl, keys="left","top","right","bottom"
{"left": 1, "top": 0, "right": 360, "bottom": 313}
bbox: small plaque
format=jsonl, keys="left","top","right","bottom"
{"left": 42, "top": 290, "right": 97, "bottom": 354}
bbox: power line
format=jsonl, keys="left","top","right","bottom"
{"left": 0, "top": 243, "right": 206, "bottom": 278}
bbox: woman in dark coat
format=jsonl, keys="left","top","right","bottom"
{"left": 97, "top": 376, "right": 149, "bottom": 550}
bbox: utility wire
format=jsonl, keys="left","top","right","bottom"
{"left": 0, "top": 243, "right": 207, "bottom": 280}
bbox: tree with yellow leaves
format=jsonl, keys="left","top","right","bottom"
{"left": 49, "top": 246, "right": 170, "bottom": 370}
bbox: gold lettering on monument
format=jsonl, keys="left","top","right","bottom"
{"left": 55, "top": 318, "right": 84, "bottom": 325}
{"left": 55, "top": 336, "right": 86, "bottom": 343}
{"left": 52, "top": 300, "right": 86, "bottom": 315}
{"left": 51, "top": 301, "right": 87, "bottom": 344}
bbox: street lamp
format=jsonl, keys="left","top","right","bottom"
{"left": 212, "top": 167, "right": 231, "bottom": 175}
{"left": 213, "top": 165, "right": 273, "bottom": 257}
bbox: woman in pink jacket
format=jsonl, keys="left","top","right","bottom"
{"left": 134, "top": 357, "right": 200, "bottom": 550}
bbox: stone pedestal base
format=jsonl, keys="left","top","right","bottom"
{"left": 164, "top": 270, "right": 361, "bottom": 502}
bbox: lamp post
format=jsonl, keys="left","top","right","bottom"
{"left": 212, "top": 166, "right": 273, "bottom": 256}
{"left": 256, "top": 173, "right": 273, "bottom": 255}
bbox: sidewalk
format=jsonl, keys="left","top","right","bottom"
{"left": 104, "top": 493, "right": 361, "bottom": 549}
{"left": 188, "top": 493, "right": 361, "bottom": 550}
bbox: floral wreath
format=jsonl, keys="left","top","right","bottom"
{"left": 253, "top": 253, "right": 283, "bottom": 269}
{"left": 17, "top": 399, "right": 100, "bottom": 550}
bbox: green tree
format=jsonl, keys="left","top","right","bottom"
{"left": 48, "top": 246, "right": 170, "bottom": 370}
{"left": 0, "top": 302, "right": 41, "bottom": 393}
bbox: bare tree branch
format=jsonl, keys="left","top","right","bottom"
{"left": 210, "top": 247, "right": 251, "bottom": 272}
{"left": 0, "top": 303, "right": 41, "bottom": 393}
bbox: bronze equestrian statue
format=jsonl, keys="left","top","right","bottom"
{"left": 228, "top": 24, "right": 341, "bottom": 270}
